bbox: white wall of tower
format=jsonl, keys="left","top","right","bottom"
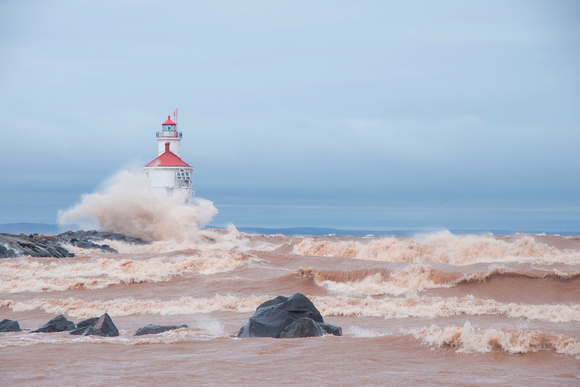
{"left": 144, "top": 167, "right": 194, "bottom": 204}
{"left": 157, "top": 138, "right": 181, "bottom": 156}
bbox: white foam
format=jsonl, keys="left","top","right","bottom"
{"left": 294, "top": 231, "right": 580, "bottom": 264}
{"left": 0, "top": 250, "right": 255, "bottom": 293}
{"left": 408, "top": 321, "right": 580, "bottom": 356}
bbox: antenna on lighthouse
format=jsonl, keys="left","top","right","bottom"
{"left": 173, "top": 108, "right": 178, "bottom": 129}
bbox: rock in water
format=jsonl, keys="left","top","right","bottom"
{"left": 319, "top": 323, "right": 343, "bottom": 336}
{"left": 70, "top": 313, "right": 119, "bottom": 337}
{"left": 279, "top": 317, "right": 326, "bottom": 338}
{"left": 76, "top": 317, "right": 100, "bottom": 329}
{"left": 92, "top": 313, "right": 119, "bottom": 336}
{"left": 32, "top": 315, "right": 76, "bottom": 333}
{"left": 0, "top": 319, "right": 21, "bottom": 332}
{"left": 0, "top": 245, "right": 17, "bottom": 258}
{"left": 134, "top": 324, "right": 188, "bottom": 336}
{"left": 237, "top": 293, "right": 342, "bottom": 338}
{"left": 0, "top": 230, "right": 152, "bottom": 259}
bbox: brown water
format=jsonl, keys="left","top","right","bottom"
{"left": 1, "top": 229, "right": 579, "bottom": 385}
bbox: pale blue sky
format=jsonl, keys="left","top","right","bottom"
{"left": 1, "top": 1, "right": 579, "bottom": 230}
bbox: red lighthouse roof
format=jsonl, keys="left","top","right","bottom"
{"left": 162, "top": 115, "right": 176, "bottom": 125}
{"left": 145, "top": 143, "right": 190, "bottom": 167}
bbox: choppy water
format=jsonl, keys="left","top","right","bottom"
{"left": 1, "top": 229, "right": 579, "bottom": 385}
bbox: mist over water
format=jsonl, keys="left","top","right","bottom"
{"left": 57, "top": 170, "right": 218, "bottom": 242}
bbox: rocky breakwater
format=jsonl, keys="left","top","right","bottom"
{"left": 237, "top": 293, "right": 342, "bottom": 338}
{"left": 2, "top": 315, "right": 190, "bottom": 337}
{"left": 15, "top": 313, "right": 120, "bottom": 336}
{"left": 0, "top": 230, "right": 148, "bottom": 258}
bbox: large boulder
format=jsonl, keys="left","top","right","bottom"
{"left": 0, "top": 319, "right": 21, "bottom": 332}
{"left": 70, "top": 313, "right": 119, "bottom": 337}
{"left": 134, "top": 324, "right": 188, "bottom": 336}
{"left": 32, "top": 315, "right": 76, "bottom": 333}
{"left": 237, "top": 293, "right": 342, "bottom": 338}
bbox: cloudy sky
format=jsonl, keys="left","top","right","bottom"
{"left": 1, "top": 1, "right": 579, "bottom": 231}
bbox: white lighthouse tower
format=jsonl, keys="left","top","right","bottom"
{"left": 143, "top": 111, "right": 194, "bottom": 204}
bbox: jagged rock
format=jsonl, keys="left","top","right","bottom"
{"left": 69, "top": 326, "right": 94, "bottom": 336}
{"left": 76, "top": 317, "right": 100, "bottom": 329}
{"left": 71, "top": 238, "right": 117, "bottom": 252}
{"left": 58, "top": 231, "right": 147, "bottom": 247}
{"left": 96, "top": 232, "right": 147, "bottom": 245}
{"left": 0, "top": 319, "right": 21, "bottom": 332}
{"left": 32, "top": 315, "right": 76, "bottom": 333}
{"left": 237, "top": 293, "right": 342, "bottom": 338}
{"left": 50, "top": 245, "right": 73, "bottom": 257}
{"left": 70, "top": 313, "right": 119, "bottom": 337}
{"left": 0, "top": 234, "right": 75, "bottom": 258}
{"left": 134, "top": 324, "right": 188, "bottom": 336}
{"left": 319, "top": 322, "right": 343, "bottom": 336}
{"left": 0, "top": 245, "right": 17, "bottom": 258}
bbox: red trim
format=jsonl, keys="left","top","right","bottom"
{"left": 162, "top": 115, "right": 176, "bottom": 125}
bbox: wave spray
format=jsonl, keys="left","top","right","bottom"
{"left": 58, "top": 170, "right": 217, "bottom": 242}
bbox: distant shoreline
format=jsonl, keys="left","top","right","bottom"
{"left": 1, "top": 223, "right": 579, "bottom": 237}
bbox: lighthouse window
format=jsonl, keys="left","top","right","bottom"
{"left": 177, "top": 169, "right": 191, "bottom": 181}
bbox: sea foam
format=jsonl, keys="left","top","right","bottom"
{"left": 294, "top": 231, "right": 580, "bottom": 264}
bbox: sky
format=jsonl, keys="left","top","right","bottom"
{"left": 1, "top": 0, "right": 579, "bottom": 231}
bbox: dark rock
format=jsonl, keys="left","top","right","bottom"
{"left": 51, "top": 245, "right": 74, "bottom": 258}
{"left": 0, "top": 245, "right": 17, "bottom": 258}
{"left": 100, "top": 244, "right": 117, "bottom": 253}
{"left": 76, "top": 317, "right": 100, "bottom": 329}
{"left": 70, "top": 313, "right": 119, "bottom": 337}
{"left": 98, "top": 232, "right": 148, "bottom": 245}
{"left": 0, "top": 234, "right": 75, "bottom": 258}
{"left": 79, "top": 240, "right": 106, "bottom": 250}
{"left": 32, "top": 315, "right": 76, "bottom": 333}
{"left": 237, "top": 293, "right": 342, "bottom": 338}
{"left": 319, "top": 322, "right": 343, "bottom": 336}
{"left": 0, "top": 319, "right": 21, "bottom": 332}
{"left": 0, "top": 230, "right": 151, "bottom": 259}
{"left": 134, "top": 324, "right": 188, "bottom": 336}
{"left": 58, "top": 230, "right": 148, "bottom": 247}
{"left": 279, "top": 317, "right": 325, "bottom": 338}
{"left": 69, "top": 326, "right": 93, "bottom": 336}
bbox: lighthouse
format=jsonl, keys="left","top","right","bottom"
{"left": 143, "top": 112, "right": 194, "bottom": 204}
